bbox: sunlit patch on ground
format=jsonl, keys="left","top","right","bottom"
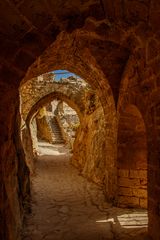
{"left": 37, "top": 141, "right": 71, "bottom": 156}
{"left": 96, "top": 211, "right": 148, "bottom": 229}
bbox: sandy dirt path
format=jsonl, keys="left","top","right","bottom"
{"left": 22, "top": 142, "right": 148, "bottom": 240}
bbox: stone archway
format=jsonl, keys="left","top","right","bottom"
{"left": 22, "top": 91, "right": 83, "bottom": 173}
{"left": 26, "top": 92, "right": 83, "bottom": 125}
{"left": 21, "top": 35, "right": 118, "bottom": 201}
{"left": 117, "top": 104, "right": 147, "bottom": 208}
{"left": 20, "top": 73, "right": 86, "bottom": 122}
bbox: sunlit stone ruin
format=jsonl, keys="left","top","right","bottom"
{"left": 1, "top": 1, "right": 160, "bottom": 239}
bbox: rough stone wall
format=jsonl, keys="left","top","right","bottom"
{"left": 30, "top": 118, "right": 39, "bottom": 155}
{"left": 36, "top": 107, "right": 53, "bottom": 143}
{"left": 21, "top": 125, "right": 35, "bottom": 175}
{"left": 117, "top": 41, "right": 160, "bottom": 238}
{"left": 117, "top": 105, "right": 147, "bottom": 208}
{"left": 0, "top": 90, "right": 30, "bottom": 240}
{"left": 56, "top": 101, "right": 80, "bottom": 148}
{"left": 76, "top": 96, "right": 148, "bottom": 209}
{"left": 20, "top": 115, "right": 39, "bottom": 175}
{"left": 22, "top": 118, "right": 39, "bottom": 175}
{"left": 72, "top": 91, "right": 108, "bottom": 188}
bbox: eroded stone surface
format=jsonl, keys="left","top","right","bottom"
{"left": 54, "top": 101, "right": 80, "bottom": 148}
{"left": 36, "top": 107, "right": 54, "bottom": 144}
{"left": 72, "top": 91, "right": 108, "bottom": 187}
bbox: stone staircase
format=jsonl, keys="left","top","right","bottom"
{"left": 50, "top": 117, "right": 65, "bottom": 144}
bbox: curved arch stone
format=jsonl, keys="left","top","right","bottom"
{"left": 20, "top": 75, "right": 86, "bottom": 122}
{"left": 27, "top": 92, "right": 83, "bottom": 125}
{"left": 20, "top": 31, "right": 118, "bottom": 202}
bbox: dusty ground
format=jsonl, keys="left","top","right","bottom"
{"left": 22, "top": 142, "right": 148, "bottom": 240}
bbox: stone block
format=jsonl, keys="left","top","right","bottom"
{"left": 118, "top": 196, "right": 139, "bottom": 207}
{"left": 118, "top": 169, "right": 129, "bottom": 177}
{"left": 139, "top": 170, "right": 147, "bottom": 179}
{"left": 119, "top": 187, "right": 132, "bottom": 196}
{"left": 132, "top": 188, "right": 147, "bottom": 198}
{"left": 118, "top": 177, "right": 140, "bottom": 187}
{"left": 129, "top": 170, "right": 139, "bottom": 178}
{"left": 129, "top": 169, "right": 147, "bottom": 179}
{"left": 140, "top": 198, "right": 148, "bottom": 209}
{"left": 140, "top": 179, "right": 147, "bottom": 186}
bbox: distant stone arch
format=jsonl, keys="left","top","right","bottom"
{"left": 21, "top": 75, "right": 86, "bottom": 122}
{"left": 22, "top": 92, "right": 82, "bottom": 173}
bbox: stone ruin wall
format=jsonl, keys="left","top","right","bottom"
{"left": 55, "top": 101, "right": 80, "bottom": 149}
{"left": 36, "top": 107, "right": 54, "bottom": 143}
{"left": 72, "top": 90, "right": 108, "bottom": 187}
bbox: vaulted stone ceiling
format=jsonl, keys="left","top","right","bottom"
{"left": 0, "top": 0, "right": 156, "bottom": 101}
{"left": 0, "top": 0, "right": 105, "bottom": 79}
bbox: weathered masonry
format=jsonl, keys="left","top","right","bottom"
{"left": 0, "top": 1, "right": 160, "bottom": 239}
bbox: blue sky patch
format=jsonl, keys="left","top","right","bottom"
{"left": 53, "top": 70, "right": 79, "bottom": 80}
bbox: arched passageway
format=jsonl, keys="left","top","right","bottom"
{"left": 21, "top": 73, "right": 148, "bottom": 240}
{"left": 117, "top": 105, "right": 147, "bottom": 208}
{"left": 21, "top": 85, "right": 83, "bottom": 175}
{"left": 21, "top": 65, "right": 117, "bottom": 202}
{"left": 1, "top": 2, "right": 160, "bottom": 239}
{"left": 22, "top": 33, "right": 118, "bottom": 202}
{"left": 21, "top": 72, "right": 114, "bottom": 190}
